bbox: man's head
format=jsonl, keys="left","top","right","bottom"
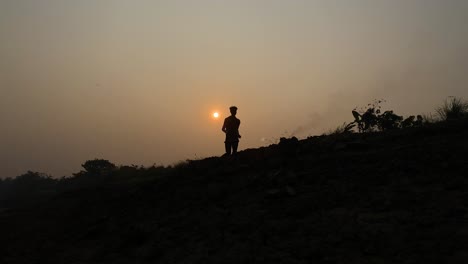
{"left": 229, "top": 106, "right": 238, "bottom": 116}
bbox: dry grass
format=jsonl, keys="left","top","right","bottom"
{"left": 436, "top": 97, "right": 468, "bottom": 121}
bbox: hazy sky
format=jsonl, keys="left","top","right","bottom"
{"left": 1, "top": 0, "right": 468, "bottom": 178}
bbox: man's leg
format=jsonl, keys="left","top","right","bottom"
{"left": 225, "top": 142, "right": 232, "bottom": 155}
{"left": 232, "top": 141, "right": 239, "bottom": 154}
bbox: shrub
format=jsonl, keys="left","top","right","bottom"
{"left": 436, "top": 97, "right": 468, "bottom": 121}
{"left": 401, "top": 115, "right": 424, "bottom": 128}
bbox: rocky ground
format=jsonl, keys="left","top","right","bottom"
{"left": 1, "top": 120, "right": 468, "bottom": 264}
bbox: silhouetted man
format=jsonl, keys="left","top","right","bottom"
{"left": 222, "top": 106, "right": 241, "bottom": 156}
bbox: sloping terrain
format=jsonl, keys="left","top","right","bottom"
{"left": 1, "top": 120, "right": 468, "bottom": 264}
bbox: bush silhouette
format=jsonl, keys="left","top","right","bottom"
{"left": 0, "top": 171, "right": 56, "bottom": 201}
{"left": 82, "top": 159, "right": 116, "bottom": 176}
{"left": 347, "top": 100, "right": 423, "bottom": 133}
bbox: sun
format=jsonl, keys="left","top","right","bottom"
{"left": 213, "top": 112, "right": 219, "bottom": 118}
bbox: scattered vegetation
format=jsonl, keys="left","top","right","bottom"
{"left": 324, "top": 97, "right": 467, "bottom": 136}
{"left": 344, "top": 100, "right": 424, "bottom": 133}
{"left": 326, "top": 122, "right": 353, "bottom": 135}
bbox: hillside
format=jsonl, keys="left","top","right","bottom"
{"left": 1, "top": 119, "right": 468, "bottom": 264}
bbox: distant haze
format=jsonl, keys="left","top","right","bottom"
{"left": 1, "top": 0, "right": 468, "bottom": 178}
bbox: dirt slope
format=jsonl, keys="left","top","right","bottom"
{"left": 1, "top": 120, "right": 468, "bottom": 264}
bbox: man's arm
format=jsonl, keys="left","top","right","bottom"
{"left": 222, "top": 119, "right": 227, "bottom": 133}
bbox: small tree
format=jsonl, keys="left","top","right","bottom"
{"left": 82, "top": 159, "right": 116, "bottom": 176}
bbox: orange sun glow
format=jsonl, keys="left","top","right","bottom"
{"left": 213, "top": 112, "right": 219, "bottom": 118}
